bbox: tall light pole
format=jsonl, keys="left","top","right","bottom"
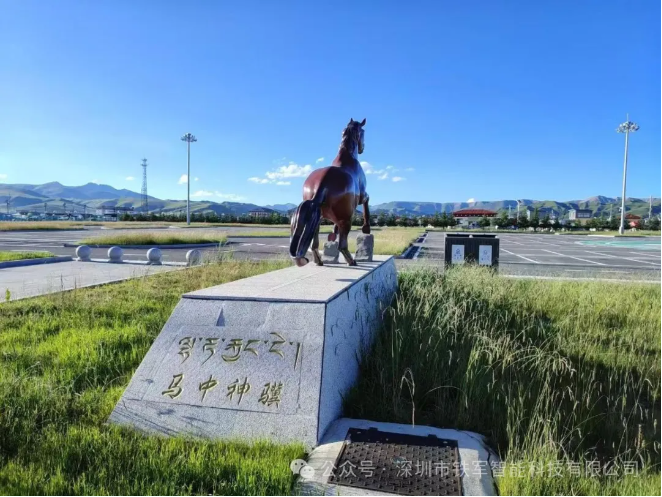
{"left": 616, "top": 116, "right": 639, "bottom": 234}
{"left": 181, "top": 132, "right": 197, "bottom": 225}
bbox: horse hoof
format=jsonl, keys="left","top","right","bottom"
{"left": 348, "top": 260, "right": 357, "bottom": 267}
{"left": 294, "top": 257, "right": 309, "bottom": 267}
{"left": 328, "top": 233, "right": 337, "bottom": 242}
{"left": 361, "top": 225, "right": 371, "bottom": 234}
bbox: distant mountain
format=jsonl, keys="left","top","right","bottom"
{"left": 0, "top": 182, "right": 658, "bottom": 219}
{"left": 372, "top": 196, "right": 661, "bottom": 218}
{"left": 265, "top": 203, "right": 297, "bottom": 213}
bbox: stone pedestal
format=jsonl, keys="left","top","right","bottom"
{"left": 354, "top": 234, "right": 374, "bottom": 262}
{"left": 321, "top": 241, "right": 339, "bottom": 263}
{"left": 109, "top": 256, "right": 397, "bottom": 449}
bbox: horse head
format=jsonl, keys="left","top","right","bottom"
{"left": 344, "top": 118, "right": 366, "bottom": 155}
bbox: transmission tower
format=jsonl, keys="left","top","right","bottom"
{"left": 141, "top": 158, "right": 149, "bottom": 212}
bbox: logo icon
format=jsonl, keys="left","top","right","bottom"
{"left": 290, "top": 459, "right": 315, "bottom": 479}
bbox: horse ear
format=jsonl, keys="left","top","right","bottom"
{"left": 349, "top": 118, "right": 354, "bottom": 125}
{"left": 360, "top": 118, "right": 366, "bottom": 126}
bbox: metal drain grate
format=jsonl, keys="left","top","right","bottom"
{"left": 327, "top": 428, "right": 462, "bottom": 496}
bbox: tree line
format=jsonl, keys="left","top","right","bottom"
{"left": 120, "top": 208, "right": 660, "bottom": 231}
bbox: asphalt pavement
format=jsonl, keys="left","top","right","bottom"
{"left": 0, "top": 227, "right": 660, "bottom": 281}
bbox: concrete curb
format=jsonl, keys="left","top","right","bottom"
{"left": 87, "top": 258, "right": 189, "bottom": 267}
{"left": 0, "top": 255, "right": 72, "bottom": 269}
{"left": 63, "top": 242, "right": 223, "bottom": 249}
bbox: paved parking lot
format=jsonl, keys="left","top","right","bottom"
{"left": 0, "top": 227, "right": 360, "bottom": 263}
{"left": 1, "top": 228, "right": 659, "bottom": 282}
{"left": 413, "top": 232, "right": 660, "bottom": 279}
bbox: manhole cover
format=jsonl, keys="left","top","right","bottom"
{"left": 327, "top": 428, "right": 462, "bottom": 496}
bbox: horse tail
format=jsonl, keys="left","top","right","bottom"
{"left": 289, "top": 188, "right": 326, "bottom": 266}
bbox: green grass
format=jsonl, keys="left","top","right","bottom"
{"left": 78, "top": 231, "right": 228, "bottom": 246}
{"left": 350, "top": 228, "right": 418, "bottom": 255}
{"left": 2, "top": 258, "right": 658, "bottom": 495}
{"left": 0, "top": 222, "right": 87, "bottom": 231}
{"left": 0, "top": 251, "right": 54, "bottom": 262}
{"left": 345, "top": 266, "right": 661, "bottom": 495}
{"left": 0, "top": 260, "right": 303, "bottom": 495}
{"left": 227, "top": 227, "right": 418, "bottom": 255}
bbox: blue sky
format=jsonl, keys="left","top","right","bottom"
{"left": 0, "top": 1, "right": 659, "bottom": 206}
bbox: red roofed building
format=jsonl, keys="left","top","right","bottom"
{"left": 452, "top": 208, "right": 497, "bottom": 227}
{"left": 625, "top": 213, "right": 641, "bottom": 227}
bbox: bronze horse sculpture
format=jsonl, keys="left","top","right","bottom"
{"left": 290, "top": 118, "right": 370, "bottom": 267}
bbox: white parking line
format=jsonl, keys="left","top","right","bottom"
{"left": 501, "top": 248, "right": 540, "bottom": 264}
{"left": 588, "top": 251, "right": 661, "bottom": 266}
{"left": 541, "top": 249, "right": 606, "bottom": 265}
{"left": 627, "top": 251, "right": 661, "bottom": 258}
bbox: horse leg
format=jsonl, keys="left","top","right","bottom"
{"left": 362, "top": 195, "right": 371, "bottom": 234}
{"left": 338, "top": 222, "right": 356, "bottom": 266}
{"left": 328, "top": 224, "right": 338, "bottom": 242}
{"left": 311, "top": 223, "right": 323, "bottom": 266}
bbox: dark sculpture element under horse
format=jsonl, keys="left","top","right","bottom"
{"left": 290, "top": 118, "right": 370, "bottom": 267}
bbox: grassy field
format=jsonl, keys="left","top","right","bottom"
{"left": 228, "top": 227, "right": 418, "bottom": 255}
{"left": 2, "top": 260, "right": 658, "bottom": 495}
{"left": 78, "top": 231, "right": 229, "bottom": 246}
{"left": 0, "top": 260, "right": 303, "bottom": 495}
{"left": 0, "top": 221, "right": 88, "bottom": 231}
{"left": 347, "top": 228, "right": 418, "bottom": 255}
{"left": 0, "top": 251, "right": 54, "bottom": 262}
{"left": 346, "top": 266, "right": 661, "bottom": 495}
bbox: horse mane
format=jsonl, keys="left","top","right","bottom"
{"left": 339, "top": 122, "right": 360, "bottom": 152}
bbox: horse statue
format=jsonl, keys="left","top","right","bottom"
{"left": 289, "top": 118, "right": 370, "bottom": 267}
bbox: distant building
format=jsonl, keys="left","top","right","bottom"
{"left": 525, "top": 207, "right": 558, "bottom": 221}
{"left": 248, "top": 207, "right": 276, "bottom": 219}
{"left": 568, "top": 209, "right": 592, "bottom": 225}
{"left": 625, "top": 213, "right": 641, "bottom": 228}
{"left": 452, "top": 208, "right": 497, "bottom": 227}
{"left": 95, "top": 206, "right": 134, "bottom": 221}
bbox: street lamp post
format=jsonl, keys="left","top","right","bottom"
{"left": 616, "top": 116, "right": 640, "bottom": 235}
{"left": 181, "top": 132, "right": 198, "bottom": 225}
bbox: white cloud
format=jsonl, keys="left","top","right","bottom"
{"left": 191, "top": 190, "right": 213, "bottom": 197}
{"left": 404, "top": 167, "right": 415, "bottom": 172}
{"left": 0, "top": 173, "right": 7, "bottom": 180}
{"left": 392, "top": 176, "right": 405, "bottom": 182}
{"left": 360, "top": 161, "right": 374, "bottom": 174}
{"left": 248, "top": 176, "right": 270, "bottom": 184}
{"left": 194, "top": 177, "right": 199, "bottom": 181}
{"left": 178, "top": 174, "right": 188, "bottom": 184}
{"left": 191, "top": 190, "right": 246, "bottom": 201}
{"left": 467, "top": 198, "right": 475, "bottom": 203}
{"left": 266, "top": 164, "right": 311, "bottom": 180}
{"left": 216, "top": 192, "right": 246, "bottom": 201}
{"left": 249, "top": 163, "right": 311, "bottom": 185}
{"left": 91, "top": 179, "right": 99, "bottom": 184}
{"left": 362, "top": 162, "right": 404, "bottom": 181}
{"left": 125, "top": 176, "right": 134, "bottom": 181}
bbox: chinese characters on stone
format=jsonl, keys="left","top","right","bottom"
{"left": 161, "top": 332, "right": 299, "bottom": 409}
